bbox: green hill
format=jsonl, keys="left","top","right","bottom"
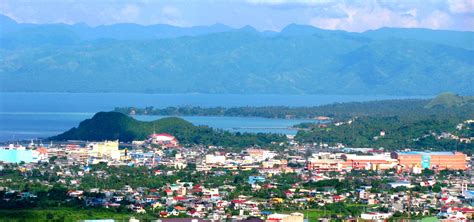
{"left": 1, "top": 15, "right": 474, "bottom": 95}
{"left": 51, "top": 112, "right": 285, "bottom": 147}
{"left": 425, "top": 92, "right": 474, "bottom": 108}
{"left": 116, "top": 92, "right": 474, "bottom": 121}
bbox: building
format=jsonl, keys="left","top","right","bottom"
{"left": 89, "top": 140, "right": 121, "bottom": 160}
{"left": 68, "top": 148, "right": 89, "bottom": 163}
{"left": 307, "top": 158, "right": 343, "bottom": 172}
{"left": 245, "top": 149, "right": 276, "bottom": 162}
{"left": 205, "top": 155, "right": 226, "bottom": 165}
{"left": 341, "top": 153, "right": 397, "bottom": 170}
{"left": 360, "top": 212, "right": 392, "bottom": 220}
{"left": 266, "top": 213, "right": 304, "bottom": 222}
{"left": 393, "top": 151, "right": 467, "bottom": 170}
{"left": 148, "top": 133, "right": 179, "bottom": 147}
{"left": 388, "top": 181, "right": 414, "bottom": 188}
{"left": 0, "top": 148, "right": 39, "bottom": 163}
{"left": 248, "top": 176, "right": 265, "bottom": 185}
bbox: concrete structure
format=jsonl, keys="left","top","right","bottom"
{"left": 394, "top": 151, "right": 467, "bottom": 170}
{"left": 307, "top": 158, "right": 343, "bottom": 172}
{"left": 89, "top": 140, "right": 121, "bottom": 160}
{"left": 148, "top": 133, "right": 178, "bottom": 147}
{"left": 360, "top": 212, "right": 392, "bottom": 220}
{"left": 388, "top": 181, "right": 414, "bottom": 188}
{"left": 341, "top": 153, "right": 397, "bottom": 170}
{"left": 0, "top": 148, "right": 39, "bottom": 163}
{"left": 205, "top": 155, "right": 226, "bottom": 165}
{"left": 246, "top": 149, "right": 276, "bottom": 162}
{"left": 248, "top": 176, "right": 265, "bottom": 185}
{"left": 266, "top": 213, "right": 304, "bottom": 222}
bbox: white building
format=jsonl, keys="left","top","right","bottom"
{"left": 360, "top": 212, "right": 392, "bottom": 220}
{"left": 205, "top": 154, "right": 226, "bottom": 165}
{"left": 89, "top": 140, "right": 121, "bottom": 160}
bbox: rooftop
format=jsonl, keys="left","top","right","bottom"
{"left": 397, "top": 151, "right": 460, "bottom": 156}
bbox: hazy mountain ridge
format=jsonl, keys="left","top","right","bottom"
{"left": 425, "top": 92, "right": 474, "bottom": 108}
{"left": 1, "top": 15, "right": 473, "bottom": 95}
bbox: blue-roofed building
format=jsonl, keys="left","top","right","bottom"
{"left": 0, "top": 149, "right": 38, "bottom": 163}
{"left": 248, "top": 176, "right": 265, "bottom": 185}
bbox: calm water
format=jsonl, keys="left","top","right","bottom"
{"left": 0, "top": 93, "right": 426, "bottom": 142}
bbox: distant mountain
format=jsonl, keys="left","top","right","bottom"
{"left": 51, "top": 112, "right": 285, "bottom": 146}
{"left": 1, "top": 15, "right": 473, "bottom": 95}
{"left": 364, "top": 27, "right": 474, "bottom": 50}
{"left": 0, "top": 14, "right": 233, "bottom": 45}
{"left": 425, "top": 92, "right": 474, "bottom": 108}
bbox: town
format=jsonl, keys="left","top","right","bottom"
{"left": 1, "top": 131, "right": 473, "bottom": 222}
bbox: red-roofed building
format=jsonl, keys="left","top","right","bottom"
{"left": 173, "top": 196, "right": 187, "bottom": 201}
{"left": 148, "top": 133, "right": 179, "bottom": 147}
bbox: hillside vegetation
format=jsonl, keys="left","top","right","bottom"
{"left": 51, "top": 112, "right": 286, "bottom": 147}
{"left": 115, "top": 93, "right": 474, "bottom": 120}
{"left": 292, "top": 94, "right": 474, "bottom": 152}
{"left": 1, "top": 15, "right": 473, "bottom": 95}
{"left": 425, "top": 92, "right": 474, "bottom": 108}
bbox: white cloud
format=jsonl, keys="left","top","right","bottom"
{"left": 0, "top": 0, "right": 472, "bottom": 31}
{"left": 447, "top": 0, "right": 474, "bottom": 14}
{"left": 420, "top": 10, "right": 452, "bottom": 29}
{"left": 247, "top": 0, "right": 336, "bottom": 5}
{"left": 158, "top": 5, "right": 186, "bottom": 26}
{"left": 307, "top": 0, "right": 464, "bottom": 32}
{"left": 161, "top": 5, "right": 180, "bottom": 18}
{"left": 120, "top": 4, "right": 140, "bottom": 21}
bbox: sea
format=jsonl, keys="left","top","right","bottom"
{"left": 0, "top": 93, "right": 427, "bottom": 142}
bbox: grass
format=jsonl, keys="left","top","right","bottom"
{"left": 0, "top": 207, "right": 145, "bottom": 222}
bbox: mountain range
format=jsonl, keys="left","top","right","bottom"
{"left": 1, "top": 15, "right": 473, "bottom": 95}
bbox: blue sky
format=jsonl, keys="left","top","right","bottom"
{"left": 1, "top": 0, "right": 473, "bottom": 32}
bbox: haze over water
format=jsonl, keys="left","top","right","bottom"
{"left": 0, "top": 93, "right": 427, "bottom": 142}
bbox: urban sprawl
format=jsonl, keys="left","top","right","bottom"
{"left": 1, "top": 132, "right": 473, "bottom": 222}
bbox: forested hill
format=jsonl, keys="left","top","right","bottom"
{"left": 115, "top": 94, "right": 474, "bottom": 120}
{"left": 51, "top": 112, "right": 285, "bottom": 147}
{"left": 425, "top": 92, "right": 474, "bottom": 108}
{"left": 292, "top": 93, "right": 474, "bottom": 152}
{"left": 295, "top": 116, "right": 474, "bottom": 152}
{"left": 1, "top": 15, "right": 474, "bottom": 95}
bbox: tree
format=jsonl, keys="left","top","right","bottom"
{"left": 46, "top": 213, "right": 54, "bottom": 220}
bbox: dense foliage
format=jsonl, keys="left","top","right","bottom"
{"left": 115, "top": 94, "right": 474, "bottom": 120}
{"left": 2, "top": 15, "right": 474, "bottom": 95}
{"left": 51, "top": 112, "right": 286, "bottom": 148}
{"left": 295, "top": 116, "right": 474, "bottom": 152}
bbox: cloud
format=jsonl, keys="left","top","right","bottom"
{"left": 161, "top": 5, "right": 180, "bottom": 18}
{"left": 247, "top": 0, "right": 336, "bottom": 5}
{"left": 162, "top": 6, "right": 184, "bottom": 26}
{"left": 0, "top": 0, "right": 472, "bottom": 31}
{"left": 120, "top": 4, "right": 140, "bottom": 22}
{"left": 246, "top": 0, "right": 338, "bottom": 10}
{"left": 447, "top": 0, "right": 474, "bottom": 14}
{"left": 420, "top": 10, "right": 452, "bottom": 29}
{"left": 307, "top": 0, "right": 469, "bottom": 32}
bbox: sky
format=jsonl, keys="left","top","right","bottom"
{"left": 1, "top": 0, "right": 473, "bottom": 32}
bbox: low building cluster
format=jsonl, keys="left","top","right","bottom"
{"left": 0, "top": 134, "right": 473, "bottom": 221}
